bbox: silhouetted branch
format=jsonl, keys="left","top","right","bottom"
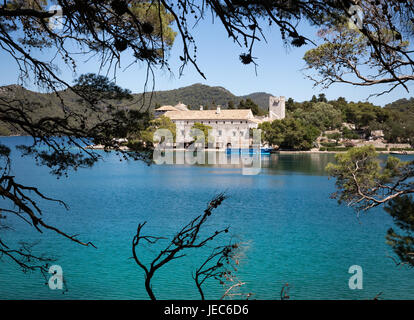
{"left": 132, "top": 193, "right": 232, "bottom": 300}
{"left": 0, "top": 239, "right": 53, "bottom": 280}
{"left": 194, "top": 241, "right": 252, "bottom": 300}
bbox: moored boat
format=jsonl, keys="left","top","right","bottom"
{"left": 390, "top": 151, "right": 408, "bottom": 155}
{"left": 226, "top": 147, "right": 273, "bottom": 155}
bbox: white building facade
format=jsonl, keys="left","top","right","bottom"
{"left": 165, "top": 108, "right": 258, "bottom": 149}
{"left": 155, "top": 97, "right": 285, "bottom": 149}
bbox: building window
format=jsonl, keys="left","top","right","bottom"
{"left": 181, "top": 130, "right": 185, "bottom": 136}
{"left": 233, "top": 131, "right": 236, "bottom": 137}
{"left": 218, "top": 130, "right": 222, "bottom": 136}
{"left": 240, "top": 131, "right": 244, "bottom": 136}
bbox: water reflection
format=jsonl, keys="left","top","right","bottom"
{"left": 156, "top": 151, "right": 337, "bottom": 176}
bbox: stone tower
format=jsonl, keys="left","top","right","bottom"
{"left": 269, "top": 96, "right": 286, "bottom": 120}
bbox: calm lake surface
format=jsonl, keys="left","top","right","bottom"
{"left": 0, "top": 136, "right": 413, "bottom": 300}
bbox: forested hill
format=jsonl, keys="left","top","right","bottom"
{"left": 384, "top": 98, "right": 414, "bottom": 132}
{"left": 136, "top": 83, "right": 273, "bottom": 110}
{"left": 385, "top": 97, "right": 414, "bottom": 117}
{"left": 3, "top": 82, "right": 413, "bottom": 139}
{"left": 0, "top": 83, "right": 273, "bottom": 135}
{"left": 0, "top": 83, "right": 273, "bottom": 111}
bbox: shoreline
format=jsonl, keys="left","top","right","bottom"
{"left": 2, "top": 136, "right": 413, "bottom": 155}
{"left": 87, "top": 145, "right": 414, "bottom": 155}
{"left": 0, "top": 134, "right": 27, "bottom": 137}
{"left": 271, "top": 150, "right": 414, "bottom": 155}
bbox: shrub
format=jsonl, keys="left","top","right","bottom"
{"left": 326, "top": 132, "right": 342, "bottom": 140}
{"left": 343, "top": 140, "right": 356, "bottom": 148}
{"left": 390, "top": 148, "right": 414, "bottom": 151}
{"left": 321, "top": 142, "right": 339, "bottom": 148}
{"left": 326, "top": 147, "right": 351, "bottom": 152}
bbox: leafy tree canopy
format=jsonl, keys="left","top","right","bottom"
{"left": 326, "top": 146, "right": 414, "bottom": 267}
{"left": 259, "top": 118, "right": 320, "bottom": 150}
{"left": 238, "top": 98, "right": 265, "bottom": 116}
{"left": 303, "top": 1, "right": 414, "bottom": 96}
{"left": 191, "top": 122, "right": 213, "bottom": 145}
{"left": 73, "top": 73, "right": 133, "bottom": 102}
{"left": 293, "top": 102, "right": 343, "bottom": 131}
{"left": 137, "top": 115, "right": 176, "bottom": 146}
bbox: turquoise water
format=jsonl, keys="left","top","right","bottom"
{"left": 0, "top": 136, "right": 413, "bottom": 300}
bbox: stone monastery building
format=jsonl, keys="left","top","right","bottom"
{"left": 154, "top": 97, "right": 285, "bottom": 149}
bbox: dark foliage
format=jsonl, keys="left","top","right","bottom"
{"left": 132, "top": 193, "right": 249, "bottom": 300}
{"left": 385, "top": 196, "right": 414, "bottom": 268}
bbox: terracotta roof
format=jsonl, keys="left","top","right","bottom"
{"left": 163, "top": 109, "right": 254, "bottom": 120}
{"left": 155, "top": 105, "right": 179, "bottom": 111}
{"left": 173, "top": 102, "right": 189, "bottom": 111}
{"left": 248, "top": 118, "right": 262, "bottom": 124}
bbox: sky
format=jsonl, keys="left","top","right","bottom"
{"left": 0, "top": 12, "right": 412, "bottom": 107}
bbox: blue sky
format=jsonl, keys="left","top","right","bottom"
{"left": 0, "top": 14, "right": 412, "bottom": 106}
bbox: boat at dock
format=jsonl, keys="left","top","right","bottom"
{"left": 226, "top": 147, "right": 273, "bottom": 155}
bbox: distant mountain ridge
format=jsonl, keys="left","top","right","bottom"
{"left": 0, "top": 83, "right": 274, "bottom": 111}
{"left": 135, "top": 83, "right": 273, "bottom": 111}
{"left": 2, "top": 83, "right": 414, "bottom": 138}
{"left": 0, "top": 83, "right": 274, "bottom": 135}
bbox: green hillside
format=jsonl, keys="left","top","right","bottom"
{"left": 134, "top": 83, "right": 272, "bottom": 111}
{"left": 0, "top": 84, "right": 119, "bottom": 136}
{"left": 2, "top": 82, "right": 414, "bottom": 145}
{"left": 241, "top": 92, "right": 272, "bottom": 111}
{"left": 383, "top": 98, "right": 414, "bottom": 142}
{"left": 385, "top": 97, "right": 414, "bottom": 117}
{"left": 0, "top": 83, "right": 274, "bottom": 135}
